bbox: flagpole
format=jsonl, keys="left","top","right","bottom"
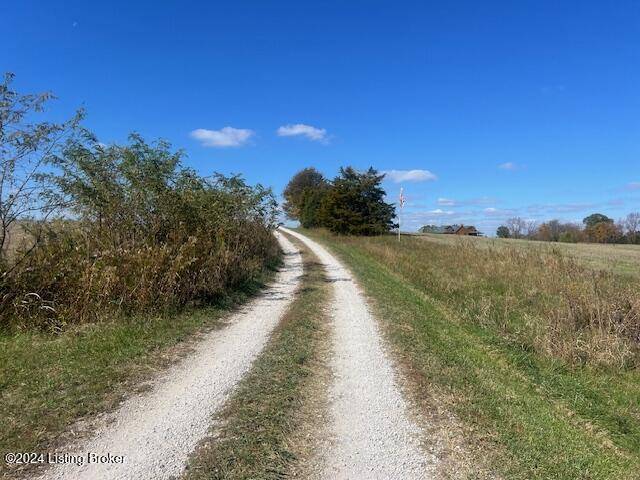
{"left": 398, "top": 187, "right": 404, "bottom": 242}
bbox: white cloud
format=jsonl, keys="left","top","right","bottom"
{"left": 384, "top": 169, "right": 437, "bottom": 183}
{"left": 428, "top": 208, "right": 454, "bottom": 215}
{"left": 436, "top": 196, "right": 496, "bottom": 207}
{"left": 437, "top": 197, "right": 456, "bottom": 206}
{"left": 484, "top": 207, "right": 518, "bottom": 217}
{"left": 190, "top": 127, "right": 254, "bottom": 147}
{"left": 498, "top": 162, "right": 518, "bottom": 171}
{"left": 628, "top": 182, "right": 640, "bottom": 190}
{"left": 277, "top": 124, "right": 328, "bottom": 142}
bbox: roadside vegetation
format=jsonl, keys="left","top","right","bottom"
{"left": 302, "top": 228, "right": 640, "bottom": 479}
{"left": 0, "top": 75, "right": 281, "bottom": 472}
{"left": 1, "top": 73, "right": 279, "bottom": 331}
{"left": 0, "top": 279, "right": 275, "bottom": 475}
{"left": 183, "top": 236, "right": 330, "bottom": 480}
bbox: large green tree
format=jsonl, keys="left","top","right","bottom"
{"left": 319, "top": 167, "right": 396, "bottom": 235}
{"left": 282, "top": 167, "right": 327, "bottom": 220}
{"left": 298, "top": 186, "right": 328, "bottom": 228}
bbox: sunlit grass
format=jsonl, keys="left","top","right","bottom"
{"left": 303, "top": 229, "right": 640, "bottom": 479}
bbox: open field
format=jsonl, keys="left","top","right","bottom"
{"left": 413, "top": 232, "right": 640, "bottom": 278}
{"left": 301, "top": 228, "right": 640, "bottom": 479}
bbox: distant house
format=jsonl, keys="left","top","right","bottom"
{"left": 443, "top": 224, "right": 480, "bottom": 236}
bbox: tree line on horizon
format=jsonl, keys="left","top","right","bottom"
{"left": 494, "top": 212, "right": 640, "bottom": 244}
{"left": 282, "top": 167, "right": 397, "bottom": 235}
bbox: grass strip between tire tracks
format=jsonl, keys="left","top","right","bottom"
{"left": 182, "top": 234, "right": 330, "bottom": 480}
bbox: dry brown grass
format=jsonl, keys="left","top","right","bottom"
{"left": 0, "top": 221, "right": 279, "bottom": 331}
{"left": 327, "top": 232, "right": 640, "bottom": 368}
{"left": 304, "top": 228, "right": 640, "bottom": 478}
{"left": 416, "top": 232, "right": 640, "bottom": 278}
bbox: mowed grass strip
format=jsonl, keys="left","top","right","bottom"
{"left": 302, "top": 229, "right": 640, "bottom": 480}
{"left": 182, "top": 236, "right": 330, "bottom": 480}
{"left": 0, "top": 272, "right": 275, "bottom": 475}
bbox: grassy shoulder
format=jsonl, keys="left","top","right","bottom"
{"left": 0, "top": 271, "right": 276, "bottom": 476}
{"left": 301, "top": 228, "right": 640, "bottom": 480}
{"left": 182, "top": 235, "right": 330, "bottom": 480}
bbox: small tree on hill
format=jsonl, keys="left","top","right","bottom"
{"left": 623, "top": 212, "right": 640, "bottom": 244}
{"left": 420, "top": 225, "right": 440, "bottom": 233}
{"left": 319, "top": 167, "right": 396, "bottom": 235}
{"left": 496, "top": 226, "right": 510, "bottom": 238}
{"left": 583, "top": 213, "right": 617, "bottom": 243}
{"left": 583, "top": 213, "right": 613, "bottom": 228}
{"left": 506, "top": 217, "right": 527, "bottom": 239}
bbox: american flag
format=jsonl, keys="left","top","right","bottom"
{"left": 399, "top": 187, "right": 405, "bottom": 208}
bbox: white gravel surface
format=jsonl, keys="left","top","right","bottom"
{"left": 281, "top": 228, "right": 434, "bottom": 480}
{"left": 39, "top": 231, "right": 302, "bottom": 480}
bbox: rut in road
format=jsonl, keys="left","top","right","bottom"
{"left": 38, "top": 231, "right": 302, "bottom": 480}
{"left": 281, "top": 228, "right": 435, "bottom": 480}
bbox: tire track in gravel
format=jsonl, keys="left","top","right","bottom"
{"left": 38, "top": 231, "right": 302, "bottom": 480}
{"left": 281, "top": 228, "right": 435, "bottom": 480}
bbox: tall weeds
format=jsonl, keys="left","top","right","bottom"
{"left": 329, "top": 233, "right": 640, "bottom": 368}
{"left": 0, "top": 134, "right": 279, "bottom": 331}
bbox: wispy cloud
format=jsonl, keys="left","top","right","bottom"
{"left": 277, "top": 124, "right": 328, "bottom": 142}
{"left": 436, "top": 196, "right": 496, "bottom": 207}
{"left": 525, "top": 202, "right": 596, "bottom": 215}
{"left": 190, "top": 127, "right": 254, "bottom": 147}
{"left": 628, "top": 182, "right": 640, "bottom": 190}
{"left": 437, "top": 197, "right": 456, "bottom": 206}
{"left": 384, "top": 169, "right": 437, "bottom": 183}
{"left": 498, "top": 162, "right": 518, "bottom": 171}
{"left": 428, "top": 208, "right": 455, "bottom": 215}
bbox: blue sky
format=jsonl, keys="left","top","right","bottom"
{"left": 4, "top": 0, "right": 639, "bottom": 234}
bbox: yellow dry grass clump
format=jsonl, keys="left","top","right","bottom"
{"left": 346, "top": 234, "right": 640, "bottom": 368}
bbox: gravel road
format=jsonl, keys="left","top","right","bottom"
{"left": 39, "top": 231, "right": 302, "bottom": 480}
{"left": 281, "top": 228, "right": 434, "bottom": 479}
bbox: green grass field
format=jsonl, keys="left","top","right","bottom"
{"left": 413, "top": 233, "right": 640, "bottom": 278}
{"left": 303, "top": 229, "right": 640, "bottom": 480}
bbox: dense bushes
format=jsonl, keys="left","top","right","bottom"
{"left": 283, "top": 166, "right": 396, "bottom": 235}
{"left": 0, "top": 134, "right": 279, "bottom": 331}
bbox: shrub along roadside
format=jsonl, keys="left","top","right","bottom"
{"left": 302, "top": 229, "right": 640, "bottom": 479}
{"left": 1, "top": 134, "right": 279, "bottom": 331}
{"left": 182, "top": 235, "right": 331, "bottom": 480}
{"left": 0, "top": 270, "right": 276, "bottom": 477}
